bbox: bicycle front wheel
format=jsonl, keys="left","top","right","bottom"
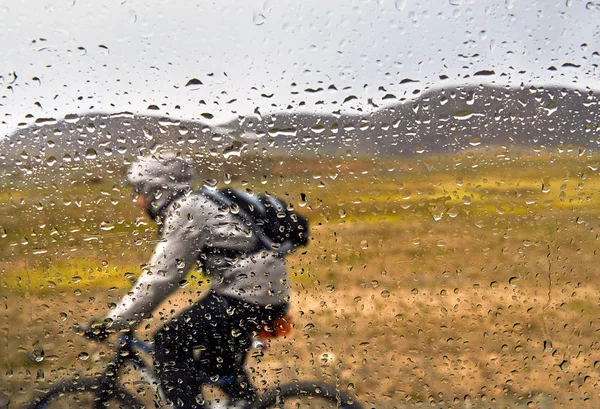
{"left": 27, "top": 377, "right": 145, "bottom": 409}
{"left": 254, "top": 381, "right": 363, "bottom": 409}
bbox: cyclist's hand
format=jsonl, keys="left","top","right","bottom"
{"left": 77, "top": 319, "right": 112, "bottom": 342}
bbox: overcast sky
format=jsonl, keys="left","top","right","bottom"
{"left": 1, "top": 0, "right": 599, "bottom": 136}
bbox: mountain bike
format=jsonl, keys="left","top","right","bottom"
{"left": 27, "top": 331, "right": 363, "bottom": 409}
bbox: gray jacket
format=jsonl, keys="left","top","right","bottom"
{"left": 106, "top": 190, "right": 290, "bottom": 330}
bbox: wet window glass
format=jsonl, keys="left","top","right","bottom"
{"left": 2, "top": 1, "right": 599, "bottom": 408}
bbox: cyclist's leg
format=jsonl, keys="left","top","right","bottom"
{"left": 183, "top": 295, "right": 256, "bottom": 403}
{"left": 154, "top": 293, "right": 289, "bottom": 407}
{"left": 153, "top": 293, "right": 225, "bottom": 408}
{"left": 217, "top": 333, "right": 254, "bottom": 403}
{"left": 154, "top": 325, "right": 200, "bottom": 406}
{"left": 217, "top": 298, "right": 290, "bottom": 404}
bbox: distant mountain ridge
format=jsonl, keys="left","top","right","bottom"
{"left": 1, "top": 84, "right": 599, "bottom": 172}
{"left": 220, "top": 84, "right": 600, "bottom": 156}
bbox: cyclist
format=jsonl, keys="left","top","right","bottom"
{"left": 84, "top": 153, "right": 290, "bottom": 408}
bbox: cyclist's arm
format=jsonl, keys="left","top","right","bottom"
{"left": 105, "top": 208, "right": 204, "bottom": 330}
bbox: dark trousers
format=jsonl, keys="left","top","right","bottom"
{"left": 153, "top": 292, "right": 288, "bottom": 408}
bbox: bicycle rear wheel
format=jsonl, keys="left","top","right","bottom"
{"left": 27, "top": 377, "right": 145, "bottom": 409}
{"left": 254, "top": 381, "right": 363, "bottom": 409}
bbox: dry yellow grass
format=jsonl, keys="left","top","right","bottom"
{"left": 2, "top": 149, "right": 600, "bottom": 408}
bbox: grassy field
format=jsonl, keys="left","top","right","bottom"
{"left": 2, "top": 147, "right": 600, "bottom": 408}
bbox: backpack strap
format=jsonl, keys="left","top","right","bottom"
{"left": 199, "top": 187, "right": 289, "bottom": 255}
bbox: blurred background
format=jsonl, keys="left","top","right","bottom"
{"left": 2, "top": 0, "right": 600, "bottom": 407}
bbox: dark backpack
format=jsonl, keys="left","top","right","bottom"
{"left": 200, "top": 187, "right": 309, "bottom": 255}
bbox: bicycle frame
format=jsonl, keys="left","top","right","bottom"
{"left": 103, "top": 333, "right": 255, "bottom": 407}
{"left": 29, "top": 332, "right": 362, "bottom": 409}
{"left": 94, "top": 334, "right": 166, "bottom": 405}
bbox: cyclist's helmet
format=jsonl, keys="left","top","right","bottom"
{"left": 126, "top": 153, "right": 195, "bottom": 192}
{"left": 125, "top": 153, "right": 195, "bottom": 218}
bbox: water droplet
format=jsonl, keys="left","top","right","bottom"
{"left": 311, "top": 124, "right": 326, "bottom": 134}
{"left": 454, "top": 110, "right": 481, "bottom": 120}
{"left": 179, "top": 126, "right": 189, "bottom": 135}
{"left": 143, "top": 127, "right": 153, "bottom": 140}
{"left": 253, "top": 12, "right": 267, "bottom": 25}
{"left": 185, "top": 78, "right": 202, "bottom": 88}
{"left": 429, "top": 203, "right": 446, "bottom": 221}
{"left": 586, "top": 2, "right": 600, "bottom": 10}
{"left": 100, "top": 221, "right": 114, "bottom": 231}
{"left": 32, "top": 348, "right": 44, "bottom": 363}
{"left": 558, "top": 360, "right": 569, "bottom": 372}
{"left": 395, "top": 0, "right": 407, "bottom": 11}
{"left": 299, "top": 193, "right": 307, "bottom": 207}
{"left": 263, "top": 0, "right": 274, "bottom": 14}
{"left": 128, "top": 10, "right": 137, "bottom": 23}
{"left": 78, "top": 352, "right": 89, "bottom": 361}
{"left": 46, "top": 156, "right": 57, "bottom": 167}
{"left": 85, "top": 148, "right": 97, "bottom": 160}
{"left": 542, "top": 179, "right": 551, "bottom": 193}
{"left": 223, "top": 142, "right": 245, "bottom": 159}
